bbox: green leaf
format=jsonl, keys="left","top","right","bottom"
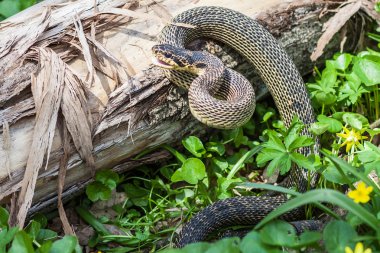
{"left": 217, "top": 177, "right": 242, "bottom": 199}
{"left": 331, "top": 111, "right": 345, "bottom": 121}
{"left": 240, "top": 231, "right": 281, "bottom": 253}
{"left": 262, "top": 130, "right": 286, "bottom": 152}
{"left": 316, "top": 115, "right": 343, "bottom": 133}
{"left": 86, "top": 181, "right": 112, "bottom": 202}
{"left": 290, "top": 152, "right": 315, "bottom": 171}
{"left": 162, "top": 238, "right": 240, "bottom": 253}
{"left": 162, "top": 144, "right": 187, "bottom": 164}
{"left": 333, "top": 53, "right": 353, "bottom": 71}
{"left": 205, "top": 142, "right": 225, "bottom": 156}
{"left": 272, "top": 120, "right": 285, "bottom": 131}
{"left": 283, "top": 127, "right": 299, "bottom": 150}
{"left": 259, "top": 220, "right": 296, "bottom": 247}
{"left": 36, "top": 240, "right": 52, "bottom": 253}
{"left": 309, "top": 122, "right": 329, "bottom": 135}
{"left": 265, "top": 154, "right": 291, "bottom": 176}
{"left": 320, "top": 66, "right": 337, "bottom": 89}
{"left": 287, "top": 136, "right": 314, "bottom": 151}
{"left": 204, "top": 237, "right": 240, "bottom": 253}
{"left": 50, "top": 235, "right": 80, "bottom": 253}
{"left": 36, "top": 229, "right": 57, "bottom": 242}
{"left": 315, "top": 91, "right": 337, "bottom": 105}
{"left": 338, "top": 80, "right": 368, "bottom": 106}
{"left": 0, "top": 0, "right": 21, "bottom": 18}
{"left": 123, "top": 183, "right": 147, "bottom": 198}
{"left": 255, "top": 189, "right": 380, "bottom": 232}
{"left": 160, "top": 242, "right": 211, "bottom": 253}
{"left": 369, "top": 32, "right": 380, "bottom": 42}
{"left": 227, "top": 145, "right": 262, "bottom": 179}
{"left": 8, "top": 231, "right": 34, "bottom": 253}
{"left": 357, "top": 142, "right": 380, "bottom": 174}
{"left": 232, "top": 128, "right": 249, "bottom": 147}
{"left": 262, "top": 111, "right": 274, "bottom": 122}
{"left": 322, "top": 164, "right": 351, "bottom": 184}
{"left": 353, "top": 57, "right": 380, "bottom": 86}
{"left": 277, "top": 154, "right": 292, "bottom": 175}
{"left": 25, "top": 220, "right": 41, "bottom": 240}
{"left": 238, "top": 182, "right": 299, "bottom": 196}
{"left": 342, "top": 112, "right": 369, "bottom": 130}
{"left": 95, "top": 170, "right": 119, "bottom": 190}
{"left": 0, "top": 227, "right": 19, "bottom": 251}
{"left": 366, "top": 128, "right": 380, "bottom": 140}
{"left": 31, "top": 213, "right": 47, "bottom": 228}
{"left": 323, "top": 221, "right": 357, "bottom": 253}
{"left": 182, "top": 136, "right": 206, "bottom": 157}
{"left": 210, "top": 156, "right": 229, "bottom": 172}
{"left": 171, "top": 158, "right": 206, "bottom": 184}
{"left": 75, "top": 206, "right": 111, "bottom": 236}
{"left": 175, "top": 189, "right": 194, "bottom": 204}
{"left": 256, "top": 148, "right": 283, "bottom": 166}
{"left": 19, "top": 0, "right": 36, "bottom": 10}
{"left": 323, "top": 151, "right": 380, "bottom": 195}
{"left": 0, "top": 207, "right": 9, "bottom": 227}
{"left": 296, "top": 231, "right": 322, "bottom": 247}
{"left": 346, "top": 72, "right": 361, "bottom": 86}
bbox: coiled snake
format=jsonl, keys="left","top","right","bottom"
{"left": 152, "top": 6, "right": 318, "bottom": 247}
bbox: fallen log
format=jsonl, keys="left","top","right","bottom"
{"left": 0, "top": 0, "right": 372, "bottom": 225}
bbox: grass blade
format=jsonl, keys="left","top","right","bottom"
{"left": 75, "top": 206, "right": 111, "bottom": 236}
{"left": 322, "top": 151, "right": 380, "bottom": 195}
{"left": 227, "top": 145, "right": 262, "bottom": 179}
{"left": 162, "top": 144, "right": 187, "bottom": 164}
{"left": 238, "top": 183, "right": 339, "bottom": 219}
{"left": 254, "top": 189, "right": 380, "bottom": 232}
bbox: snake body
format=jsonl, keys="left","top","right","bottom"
{"left": 152, "top": 6, "right": 317, "bottom": 247}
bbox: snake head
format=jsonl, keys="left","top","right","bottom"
{"left": 152, "top": 44, "right": 205, "bottom": 73}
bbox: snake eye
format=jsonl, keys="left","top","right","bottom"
{"left": 164, "top": 52, "right": 172, "bottom": 58}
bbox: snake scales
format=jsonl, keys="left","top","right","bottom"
{"left": 152, "top": 6, "right": 318, "bottom": 247}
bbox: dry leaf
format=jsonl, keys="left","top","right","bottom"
{"left": 73, "top": 16, "right": 95, "bottom": 86}
{"left": 16, "top": 47, "right": 65, "bottom": 227}
{"left": 149, "top": 1, "right": 172, "bottom": 23}
{"left": 57, "top": 123, "right": 76, "bottom": 235}
{"left": 61, "top": 67, "right": 94, "bottom": 168}
{"left": 105, "top": 7, "right": 162, "bottom": 22}
{"left": 2, "top": 121, "right": 12, "bottom": 179}
{"left": 310, "top": 0, "right": 361, "bottom": 61}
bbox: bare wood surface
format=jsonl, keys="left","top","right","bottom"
{"left": 0, "top": 0, "right": 368, "bottom": 223}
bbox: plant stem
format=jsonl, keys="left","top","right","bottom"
{"left": 375, "top": 84, "right": 379, "bottom": 121}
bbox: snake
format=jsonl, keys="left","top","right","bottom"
{"left": 151, "top": 6, "right": 318, "bottom": 247}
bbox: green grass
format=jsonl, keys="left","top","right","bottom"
{"left": 0, "top": 0, "right": 36, "bottom": 20}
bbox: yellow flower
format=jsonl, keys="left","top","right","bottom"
{"left": 347, "top": 182, "right": 373, "bottom": 204}
{"left": 345, "top": 242, "right": 372, "bottom": 253}
{"left": 337, "top": 127, "right": 367, "bottom": 152}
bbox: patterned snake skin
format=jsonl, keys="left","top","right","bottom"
{"left": 153, "top": 6, "right": 318, "bottom": 247}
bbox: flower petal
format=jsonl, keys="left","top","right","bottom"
{"left": 357, "top": 182, "right": 366, "bottom": 191}
{"left": 365, "top": 186, "right": 373, "bottom": 195}
{"left": 347, "top": 190, "right": 357, "bottom": 199}
{"left": 355, "top": 242, "right": 364, "bottom": 253}
{"left": 358, "top": 195, "right": 370, "bottom": 204}
{"left": 346, "top": 142, "right": 353, "bottom": 153}
{"left": 345, "top": 247, "right": 354, "bottom": 253}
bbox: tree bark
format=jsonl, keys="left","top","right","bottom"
{"left": 0, "top": 0, "right": 368, "bottom": 217}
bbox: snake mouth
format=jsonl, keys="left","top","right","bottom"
{"left": 151, "top": 57, "right": 174, "bottom": 69}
